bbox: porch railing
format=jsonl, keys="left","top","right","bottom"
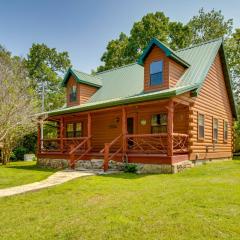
{"left": 40, "top": 137, "right": 89, "bottom": 153}
{"left": 101, "top": 133, "right": 188, "bottom": 171}
{"left": 126, "top": 133, "right": 188, "bottom": 154}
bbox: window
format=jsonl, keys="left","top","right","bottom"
{"left": 151, "top": 113, "right": 167, "bottom": 133}
{"left": 66, "top": 122, "right": 82, "bottom": 137}
{"left": 198, "top": 114, "right": 205, "bottom": 139}
{"left": 69, "top": 85, "right": 77, "bottom": 102}
{"left": 75, "top": 122, "right": 82, "bottom": 137}
{"left": 213, "top": 118, "right": 218, "bottom": 142}
{"left": 150, "top": 60, "right": 163, "bottom": 86}
{"left": 224, "top": 121, "right": 228, "bottom": 142}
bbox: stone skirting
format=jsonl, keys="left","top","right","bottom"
{"left": 37, "top": 157, "right": 231, "bottom": 174}
{"left": 191, "top": 157, "right": 232, "bottom": 166}
{"left": 37, "top": 157, "right": 193, "bottom": 174}
{"left": 135, "top": 160, "right": 193, "bottom": 174}
{"left": 37, "top": 158, "right": 69, "bottom": 169}
{"left": 75, "top": 159, "right": 124, "bottom": 170}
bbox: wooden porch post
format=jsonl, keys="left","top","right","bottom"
{"left": 87, "top": 113, "right": 91, "bottom": 149}
{"left": 37, "top": 123, "right": 41, "bottom": 154}
{"left": 60, "top": 117, "right": 64, "bottom": 153}
{"left": 122, "top": 107, "right": 127, "bottom": 155}
{"left": 167, "top": 100, "right": 174, "bottom": 159}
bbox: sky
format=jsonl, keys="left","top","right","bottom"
{"left": 0, "top": 0, "right": 239, "bottom": 73}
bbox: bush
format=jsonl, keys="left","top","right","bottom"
{"left": 123, "top": 163, "right": 138, "bottom": 173}
{"left": 11, "top": 147, "right": 28, "bottom": 161}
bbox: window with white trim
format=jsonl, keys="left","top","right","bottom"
{"left": 224, "top": 121, "right": 228, "bottom": 142}
{"left": 198, "top": 114, "right": 205, "bottom": 140}
{"left": 213, "top": 118, "right": 218, "bottom": 142}
{"left": 69, "top": 85, "right": 77, "bottom": 102}
{"left": 150, "top": 61, "right": 163, "bottom": 86}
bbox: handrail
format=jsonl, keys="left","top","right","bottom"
{"left": 126, "top": 133, "right": 188, "bottom": 138}
{"left": 69, "top": 136, "right": 91, "bottom": 155}
{"left": 102, "top": 134, "right": 123, "bottom": 172}
{"left": 41, "top": 137, "right": 87, "bottom": 141}
{"left": 100, "top": 134, "right": 123, "bottom": 153}
{"left": 109, "top": 146, "right": 122, "bottom": 160}
{"left": 75, "top": 147, "right": 92, "bottom": 162}
{"left": 68, "top": 136, "right": 91, "bottom": 169}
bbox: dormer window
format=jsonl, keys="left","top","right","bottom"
{"left": 69, "top": 85, "right": 77, "bottom": 102}
{"left": 150, "top": 60, "right": 163, "bottom": 86}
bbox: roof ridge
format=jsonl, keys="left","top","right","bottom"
{"left": 176, "top": 37, "right": 223, "bottom": 52}
{"left": 95, "top": 62, "right": 139, "bottom": 75}
{"left": 71, "top": 68, "right": 102, "bottom": 80}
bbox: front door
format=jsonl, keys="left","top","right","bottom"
{"left": 127, "top": 117, "right": 135, "bottom": 148}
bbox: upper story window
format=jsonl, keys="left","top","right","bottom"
{"left": 198, "top": 113, "right": 205, "bottom": 140}
{"left": 151, "top": 113, "right": 167, "bottom": 133}
{"left": 69, "top": 85, "right": 77, "bottom": 102}
{"left": 213, "top": 118, "right": 218, "bottom": 142}
{"left": 224, "top": 121, "right": 228, "bottom": 143}
{"left": 150, "top": 60, "right": 163, "bottom": 86}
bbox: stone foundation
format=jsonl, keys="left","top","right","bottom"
{"left": 38, "top": 157, "right": 230, "bottom": 174}
{"left": 191, "top": 157, "right": 232, "bottom": 166}
{"left": 75, "top": 159, "right": 124, "bottom": 170}
{"left": 135, "top": 160, "right": 193, "bottom": 174}
{"left": 37, "top": 158, "right": 69, "bottom": 169}
{"left": 37, "top": 158, "right": 124, "bottom": 171}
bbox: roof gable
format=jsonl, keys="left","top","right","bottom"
{"left": 45, "top": 38, "right": 237, "bottom": 119}
{"left": 62, "top": 68, "right": 102, "bottom": 88}
{"left": 176, "top": 37, "right": 237, "bottom": 118}
{"left": 138, "top": 38, "right": 190, "bottom": 68}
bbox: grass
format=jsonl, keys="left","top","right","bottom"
{"left": 0, "top": 160, "right": 240, "bottom": 239}
{"left": 0, "top": 161, "right": 56, "bottom": 189}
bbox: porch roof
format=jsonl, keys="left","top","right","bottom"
{"left": 39, "top": 84, "right": 196, "bottom": 116}
{"left": 42, "top": 38, "right": 237, "bottom": 118}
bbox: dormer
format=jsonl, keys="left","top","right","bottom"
{"left": 138, "top": 38, "right": 190, "bottom": 92}
{"left": 62, "top": 68, "right": 102, "bottom": 107}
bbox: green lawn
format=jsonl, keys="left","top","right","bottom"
{"left": 0, "top": 161, "right": 56, "bottom": 189}
{"left": 0, "top": 160, "right": 240, "bottom": 240}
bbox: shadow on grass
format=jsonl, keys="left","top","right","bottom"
{"left": 3, "top": 164, "right": 56, "bottom": 173}
{"left": 99, "top": 172, "right": 157, "bottom": 180}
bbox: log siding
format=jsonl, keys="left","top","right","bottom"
{"left": 189, "top": 53, "right": 233, "bottom": 160}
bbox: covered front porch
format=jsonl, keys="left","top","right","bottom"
{"left": 37, "top": 98, "right": 190, "bottom": 171}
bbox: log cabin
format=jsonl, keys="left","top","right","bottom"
{"left": 37, "top": 37, "right": 237, "bottom": 173}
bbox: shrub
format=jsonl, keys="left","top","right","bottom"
{"left": 123, "top": 163, "right": 138, "bottom": 173}
{"left": 12, "top": 147, "right": 28, "bottom": 161}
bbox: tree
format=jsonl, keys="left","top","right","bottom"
{"left": 169, "top": 22, "right": 192, "bottom": 50}
{"left": 188, "top": 8, "right": 233, "bottom": 44}
{"left": 225, "top": 28, "right": 240, "bottom": 101}
{"left": 97, "top": 9, "right": 235, "bottom": 72}
{"left": 97, "top": 33, "right": 129, "bottom": 72}
{"left": 126, "top": 12, "right": 170, "bottom": 61}
{"left": 225, "top": 29, "right": 240, "bottom": 152}
{"left": 25, "top": 44, "right": 71, "bottom": 111}
{"left": 97, "top": 12, "right": 176, "bottom": 72}
{"left": 0, "top": 49, "right": 37, "bottom": 164}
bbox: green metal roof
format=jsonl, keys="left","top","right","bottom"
{"left": 41, "top": 84, "right": 196, "bottom": 116}
{"left": 44, "top": 38, "right": 237, "bottom": 118}
{"left": 176, "top": 38, "right": 222, "bottom": 89}
{"left": 138, "top": 38, "right": 190, "bottom": 68}
{"left": 62, "top": 68, "right": 102, "bottom": 88}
